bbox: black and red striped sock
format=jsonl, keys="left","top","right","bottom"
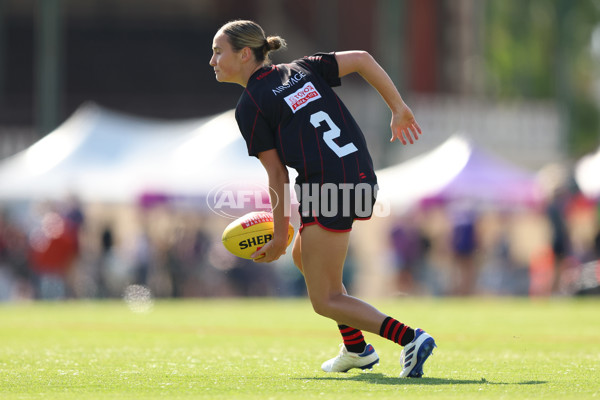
{"left": 379, "top": 316, "right": 415, "bottom": 346}
{"left": 338, "top": 325, "right": 367, "bottom": 353}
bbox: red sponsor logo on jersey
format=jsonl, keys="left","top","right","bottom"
{"left": 284, "top": 82, "right": 322, "bottom": 113}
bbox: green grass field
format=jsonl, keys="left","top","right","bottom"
{"left": 0, "top": 297, "right": 599, "bottom": 399}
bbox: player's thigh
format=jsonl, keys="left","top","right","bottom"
{"left": 292, "top": 232, "right": 303, "bottom": 273}
{"left": 300, "top": 224, "right": 350, "bottom": 300}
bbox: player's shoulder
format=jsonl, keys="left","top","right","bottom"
{"left": 236, "top": 69, "right": 277, "bottom": 117}
{"left": 296, "top": 52, "right": 337, "bottom": 67}
{"left": 244, "top": 66, "right": 280, "bottom": 98}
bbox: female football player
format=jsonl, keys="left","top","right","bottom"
{"left": 210, "top": 19, "right": 436, "bottom": 377}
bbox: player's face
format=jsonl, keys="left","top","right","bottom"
{"left": 210, "top": 32, "right": 243, "bottom": 84}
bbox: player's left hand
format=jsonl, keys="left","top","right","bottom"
{"left": 390, "top": 104, "right": 422, "bottom": 145}
{"left": 251, "top": 236, "right": 287, "bottom": 263}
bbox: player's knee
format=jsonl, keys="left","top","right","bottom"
{"left": 310, "top": 299, "right": 329, "bottom": 318}
{"left": 309, "top": 295, "right": 336, "bottom": 319}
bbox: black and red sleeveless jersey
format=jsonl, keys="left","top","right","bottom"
{"left": 235, "top": 52, "right": 376, "bottom": 186}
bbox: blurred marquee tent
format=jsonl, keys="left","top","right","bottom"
{"left": 0, "top": 103, "right": 204, "bottom": 203}
{"left": 0, "top": 104, "right": 278, "bottom": 204}
{"left": 575, "top": 146, "right": 600, "bottom": 199}
{"left": 376, "top": 135, "right": 544, "bottom": 214}
{"left": 0, "top": 104, "right": 543, "bottom": 212}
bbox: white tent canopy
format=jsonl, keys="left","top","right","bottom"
{"left": 376, "top": 135, "right": 544, "bottom": 214}
{"left": 376, "top": 135, "right": 470, "bottom": 212}
{"left": 0, "top": 103, "right": 210, "bottom": 202}
{"left": 0, "top": 104, "right": 292, "bottom": 204}
{"left": 0, "top": 105, "right": 542, "bottom": 212}
{"left": 575, "top": 146, "right": 600, "bottom": 199}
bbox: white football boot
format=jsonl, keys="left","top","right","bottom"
{"left": 321, "top": 343, "right": 379, "bottom": 373}
{"left": 399, "top": 328, "right": 436, "bottom": 378}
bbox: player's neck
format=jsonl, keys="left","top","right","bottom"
{"left": 241, "top": 63, "right": 267, "bottom": 87}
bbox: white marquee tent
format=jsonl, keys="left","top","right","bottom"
{"left": 575, "top": 146, "right": 600, "bottom": 199}
{"left": 376, "top": 135, "right": 544, "bottom": 214}
{"left": 0, "top": 105, "right": 544, "bottom": 214}
{"left": 0, "top": 104, "right": 274, "bottom": 204}
{"left": 0, "top": 104, "right": 200, "bottom": 202}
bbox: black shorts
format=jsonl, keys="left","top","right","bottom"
{"left": 295, "top": 181, "right": 378, "bottom": 233}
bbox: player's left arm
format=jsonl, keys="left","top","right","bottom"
{"left": 252, "top": 148, "right": 290, "bottom": 263}
{"left": 335, "top": 50, "right": 422, "bottom": 145}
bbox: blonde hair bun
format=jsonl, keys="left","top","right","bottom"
{"left": 266, "top": 36, "right": 287, "bottom": 52}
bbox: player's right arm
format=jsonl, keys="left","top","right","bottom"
{"left": 252, "top": 148, "right": 290, "bottom": 263}
{"left": 335, "top": 51, "right": 422, "bottom": 145}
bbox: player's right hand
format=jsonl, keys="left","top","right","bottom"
{"left": 390, "top": 104, "right": 422, "bottom": 145}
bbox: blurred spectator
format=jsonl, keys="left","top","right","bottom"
{"left": 0, "top": 210, "right": 33, "bottom": 300}
{"left": 28, "top": 204, "right": 79, "bottom": 299}
{"left": 164, "top": 224, "right": 212, "bottom": 298}
{"left": 476, "top": 211, "right": 531, "bottom": 296}
{"left": 415, "top": 203, "right": 454, "bottom": 296}
{"left": 132, "top": 228, "right": 152, "bottom": 287}
{"left": 187, "top": 228, "right": 214, "bottom": 296}
{"left": 61, "top": 195, "right": 87, "bottom": 297}
{"left": 564, "top": 192, "right": 598, "bottom": 262}
{"left": 62, "top": 195, "right": 85, "bottom": 232}
{"left": 546, "top": 186, "right": 572, "bottom": 294}
{"left": 389, "top": 216, "right": 429, "bottom": 295}
{"left": 95, "top": 224, "right": 115, "bottom": 297}
{"left": 165, "top": 227, "right": 187, "bottom": 298}
{"left": 450, "top": 209, "right": 479, "bottom": 296}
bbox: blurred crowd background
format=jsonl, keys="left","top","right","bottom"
{"left": 1, "top": 0, "right": 600, "bottom": 301}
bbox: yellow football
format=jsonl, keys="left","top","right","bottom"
{"left": 222, "top": 211, "right": 294, "bottom": 259}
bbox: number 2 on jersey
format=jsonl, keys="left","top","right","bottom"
{"left": 309, "top": 111, "right": 358, "bottom": 158}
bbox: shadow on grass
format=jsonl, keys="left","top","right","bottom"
{"left": 296, "top": 373, "right": 547, "bottom": 386}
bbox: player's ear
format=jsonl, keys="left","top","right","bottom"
{"left": 240, "top": 47, "right": 252, "bottom": 62}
